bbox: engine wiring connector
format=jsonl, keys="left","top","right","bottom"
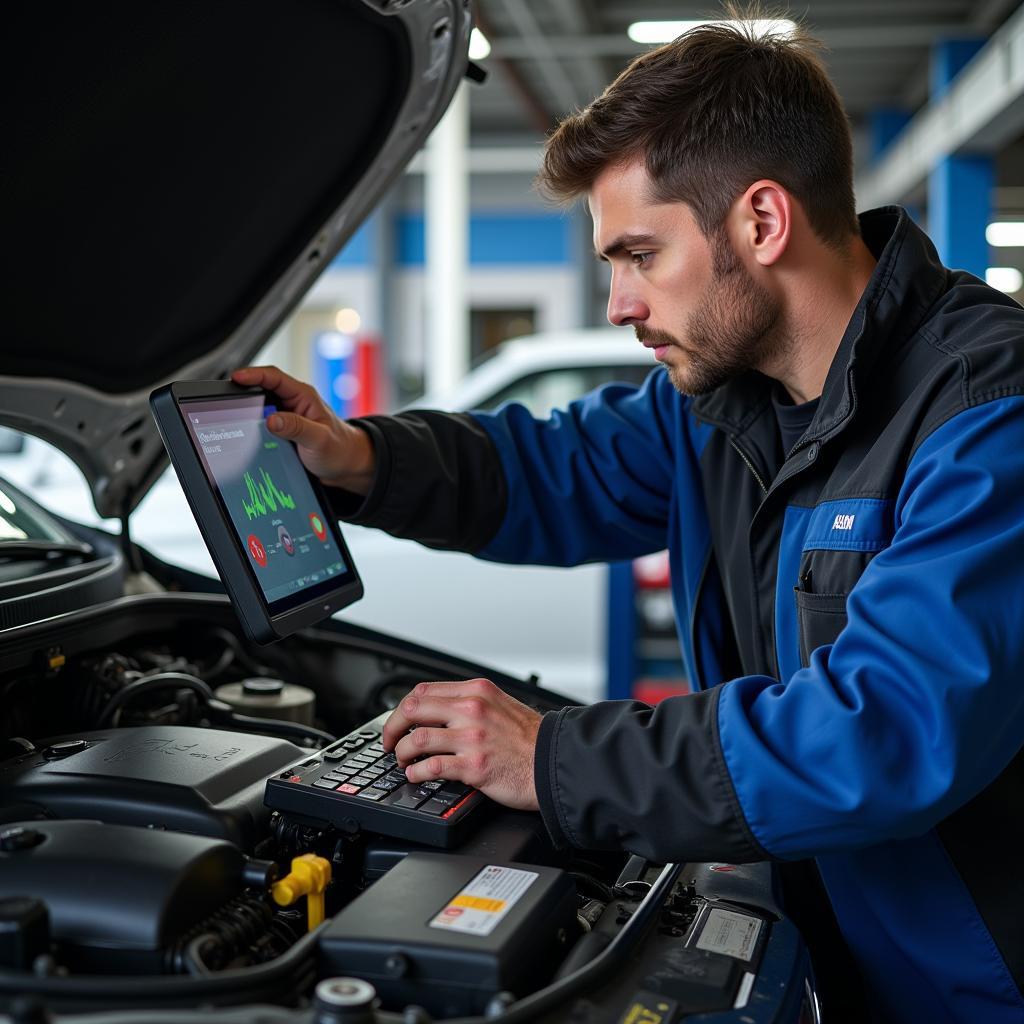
{"left": 271, "top": 853, "right": 332, "bottom": 930}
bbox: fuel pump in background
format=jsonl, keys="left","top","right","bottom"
{"left": 313, "top": 329, "right": 384, "bottom": 419}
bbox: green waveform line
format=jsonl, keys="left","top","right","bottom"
{"left": 242, "top": 467, "right": 296, "bottom": 520}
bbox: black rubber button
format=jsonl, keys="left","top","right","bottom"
{"left": 419, "top": 798, "right": 449, "bottom": 816}
{"left": 387, "top": 785, "right": 430, "bottom": 809}
{"left": 356, "top": 788, "right": 387, "bottom": 801}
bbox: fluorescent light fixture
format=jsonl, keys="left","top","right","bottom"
{"left": 986, "top": 222, "right": 1024, "bottom": 247}
{"left": 628, "top": 19, "right": 797, "bottom": 44}
{"left": 469, "top": 27, "right": 491, "bottom": 61}
{"left": 985, "top": 267, "right": 1023, "bottom": 293}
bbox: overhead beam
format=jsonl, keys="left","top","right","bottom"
{"left": 500, "top": 0, "right": 585, "bottom": 112}
{"left": 489, "top": 23, "right": 970, "bottom": 59}
{"left": 856, "top": 5, "right": 1024, "bottom": 208}
{"left": 472, "top": 2, "right": 554, "bottom": 133}
{"left": 548, "top": 0, "right": 612, "bottom": 102}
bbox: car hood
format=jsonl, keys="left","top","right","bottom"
{"left": 0, "top": 0, "right": 469, "bottom": 518}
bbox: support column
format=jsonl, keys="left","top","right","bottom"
{"left": 868, "top": 109, "right": 911, "bottom": 161}
{"left": 424, "top": 82, "right": 470, "bottom": 396}
{"left": 927, "top": 39, "right": 992, "bottom": 278}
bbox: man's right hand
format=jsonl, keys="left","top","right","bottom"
{"left": 230, "top": 365, "right": 376, "bottom": 495}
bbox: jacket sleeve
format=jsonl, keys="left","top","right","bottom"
{"left": 326, "top": 411, "right": 508, "bottom": 553}
{"left": 472, "top": 370, "right": 687, "bottom": 565}
{"left": 331, "top": 369, "right": 693, "bottom": 565}
{"left": 536, "top": 396, "right": 1024, "bottom": 863}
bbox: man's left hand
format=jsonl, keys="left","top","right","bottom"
{"left": 381, "top": 678, "right": 543, "bottom": 811}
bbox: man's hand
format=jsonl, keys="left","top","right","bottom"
{"left": 382, "top": 678, "right": 543, "bottom": 812}
{"left": 230, "top": 365, "right": 375, "bottom": 494}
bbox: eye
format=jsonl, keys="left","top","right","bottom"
{"left": 631, "top": 251, "right": 654, "bottom": 267}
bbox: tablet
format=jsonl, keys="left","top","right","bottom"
{"left": 150, "top": 380, "right": 363, "bottom": 644}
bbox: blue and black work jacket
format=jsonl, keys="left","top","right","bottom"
{"left": 337, "top": 208, "right": 1024, "bottom": 1023}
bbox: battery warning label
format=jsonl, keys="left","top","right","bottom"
{"left": 429, "top": 865, "right": 538, "bottom": 937}
{"left": 695, "top": 907, "right": 763, "bottom": 961}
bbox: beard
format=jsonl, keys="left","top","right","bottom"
{"left": 637, "top": 229, "right": 783, "bottom": 396}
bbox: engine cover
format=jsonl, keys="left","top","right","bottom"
{"left": 0, "top": 726, "right": 305, "bottom": 846}
{"left": 0, "top": 820, "right": 245, "bottom": 973}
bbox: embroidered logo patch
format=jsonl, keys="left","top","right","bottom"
{"left": 831, "top": 514, "right": 856, "bottom": 531}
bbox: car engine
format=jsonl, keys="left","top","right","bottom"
{"left": 0, "top": 595, "right": 802, "bottom": 1024}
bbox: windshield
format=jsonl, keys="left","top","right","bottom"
{"left": 0, "top": 430, "right": 215, "bottom": 576}
{"left": 0, "top": 476, "right": 78, "bottom": 544}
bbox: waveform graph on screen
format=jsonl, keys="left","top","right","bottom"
{"left": 241, "top": 467, "right": 297, "bottom": 521}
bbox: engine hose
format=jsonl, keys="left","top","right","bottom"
{"left": 273, "top": 814, "right": 328, "bottom": 856}
{"left": 96, "top": 672, "right": 214, "bottom": 728}
{"left": 0, "top": 921, "right": 328, "bottom": 1011}
{"left": 165, "top": 894, "right": 274, "bottom": 974}
{"left": 210, "top": 704, "right": 336, "bottom": 747}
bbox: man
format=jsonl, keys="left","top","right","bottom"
{"left": 234, "top": 17, "right": 1024, "bottom": 1024}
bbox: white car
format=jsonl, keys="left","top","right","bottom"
{"left": 0, "top": 329, "right": 655, "bottom": 704}
{"left": 345, "top": 329, "right": 654, "bottom": 704}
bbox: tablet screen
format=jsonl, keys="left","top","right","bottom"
{"left": 179, "top": 394, "right": 351, "bottom": 611}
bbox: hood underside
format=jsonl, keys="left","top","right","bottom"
{"left": 0, "top": 0, "right": 469, "bottom": 517}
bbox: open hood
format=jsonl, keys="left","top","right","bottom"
{"left": 0, "top": 0, "right": 470, "bottom": 518}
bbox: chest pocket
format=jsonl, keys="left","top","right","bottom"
{"left": 781, "top": 499, "right": 895, "bottom": 674}
{"left": 795, "top": 590, "right": 849, "bottom": 667}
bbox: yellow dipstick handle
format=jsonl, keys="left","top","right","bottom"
{"left": 271, "top": 853, "right": 331, "bottom": 930}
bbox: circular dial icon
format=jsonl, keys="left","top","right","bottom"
{"left": 247, "top": 533, "right": 267, "bottom": 567}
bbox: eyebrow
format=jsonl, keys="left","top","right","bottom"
{"left": 596, "top": 232, "right": 658, "bottom": 261}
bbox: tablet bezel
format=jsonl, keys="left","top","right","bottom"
{"left": 150, "top": 379, "right": 363, "bottom": 644}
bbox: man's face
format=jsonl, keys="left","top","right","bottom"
{"left": 590, "top": 161, "right": 782, "bottom": 395}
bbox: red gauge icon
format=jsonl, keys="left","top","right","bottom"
{"left": 247, "top": 534, "right": 267, "bottom": 567}
{"left": 309, "top": 512, "right": 328, "bottom": 542}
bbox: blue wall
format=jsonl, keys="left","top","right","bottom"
{"left": 332, "top": 211, "right": 572, "bottom": 269}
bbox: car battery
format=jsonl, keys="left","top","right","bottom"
{"left": 317, "top": 853, "right": 577, "bottom": 1017}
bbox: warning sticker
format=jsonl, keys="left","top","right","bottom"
{"left": 429, "top": 865, "right": 538, "bottom": 937}
{"left": 694, "top": 908, "right": 762, "bottom": 961}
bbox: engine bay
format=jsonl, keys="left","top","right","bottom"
{"left": 0, "top": 593, "right": 806, "bottom": 1023}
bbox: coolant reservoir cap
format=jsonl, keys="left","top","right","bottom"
{"left": 215, "top": 678, "right": 316, "bottom": 725}
{"left": 315, "top": 978, "right": 377, "bottom": 1022}
{"left": 44, "top": 739, "right": 88, "bottom": 759}
{"left": 242, "top": 677, "right": 285, "bottom": 697}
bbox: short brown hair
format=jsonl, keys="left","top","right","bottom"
{"left": 537, "top": 9, "right": 859, "bottom": 248}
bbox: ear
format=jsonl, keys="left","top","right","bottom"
{"left": 732, "top": 181, "right": 791, "bottom": 267}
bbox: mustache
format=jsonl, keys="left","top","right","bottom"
{"left": 635, "top": 325, "right": 681, "bottom": 348}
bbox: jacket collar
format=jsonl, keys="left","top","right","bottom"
{"left": 691, "top": 207, "right": 949, "bottom": 444}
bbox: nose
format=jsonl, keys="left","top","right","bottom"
{"left": 606, "top": 274, "right": 649, "bottom": 327}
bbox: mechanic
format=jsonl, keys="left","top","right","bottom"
{"left": 233, "top": 16, "right": 1024, "bottom": 1024}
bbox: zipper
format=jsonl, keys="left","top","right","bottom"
{"left": 728, "top": 436, "right": 769, "bottom": 496}
{"left": 687, "top": 547, "right": 713, "bottom": 692}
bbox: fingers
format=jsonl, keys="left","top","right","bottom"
{"left": 266, "top": 410, "right": 334, "bottom": 451}
{"left": 395, "top": 727, "right": 487, "bottom": 783}
{"left": 380, "top": 678, "right": 542, "bottom": 812}
{"left": 232, "top": 365, "right": 310, "bottom": 401}
{"left": 403, "top": 754, "right": 466, "bottom": 787}
{"left": 381, "top": 679, "right": 495, "bottom": 750}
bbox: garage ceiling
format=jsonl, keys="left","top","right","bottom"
{"left": 469, "top": 0, "right": 1023, "bottom": 165}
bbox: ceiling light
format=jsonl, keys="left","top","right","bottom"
{"left": 469, "top": 28, "right": 491, "bottom": 61}
{"left": 986, "top": 222, "right": 1024, "bottom": 247}
{"left": 333, "top": 307, "right": 362, "bottom": 334}
{"left": 985, "top": 267, "right": 1023, "bottom": 293}
{"left": 627, "top": 19, "right": 797, "bottom": 44}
